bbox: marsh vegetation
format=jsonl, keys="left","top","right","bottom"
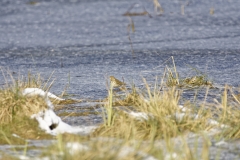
{"left": 0, "top": 0, "right": 239, "bottom": 159}
{"left": 1, "top": 58, "right": 240, "bottom": 160}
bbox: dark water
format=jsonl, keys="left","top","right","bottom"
{"left": 0, "top": 0, "right": 240, "bottom": 159}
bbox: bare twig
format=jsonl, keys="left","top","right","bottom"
{"left": 152, "top": 0, "right": 164, "bottom": 15}
{"left": 127, "top": 17, "right": 135, "bottom": 57}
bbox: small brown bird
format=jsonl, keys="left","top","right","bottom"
{"left": 189, "top": 76, "right": 197, "bottom": 84}
{"left": 109, "top": 76, "right": 126, "bottom": 88}
{"left": 210, "top": 7, "right": 214, "bottom": 15}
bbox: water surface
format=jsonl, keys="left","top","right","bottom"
{"left": 0, "top": 0, "right": 240, "bottom": 159}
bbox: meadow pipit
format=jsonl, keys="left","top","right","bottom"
{"left": 189, "top": 76, "right": 197, "bottom": 84}
{"left": 109, "top": 76, "right": 126, "bottom": 88}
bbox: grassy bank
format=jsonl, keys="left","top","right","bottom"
{"left": 44, "top": 77, "right": 240, "bottom": 159}
{"left": 1, "top": 67, "right": 240, "bottom": 159}
{"left": 48, "top": 61, "right": 240, "bottom": 159}
{"left": 0, "top": 73, "right": 55, "bottom": 145}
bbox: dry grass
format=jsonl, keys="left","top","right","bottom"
{"left": 92, "top": 81, "right": 214, "bottom": 140}
{"left": 216, "top": 86, "right": 240, "bottom": 139}
{"left": 0, "top": 72, "right": 50, "bottom": 124}
{"left": 0, "top": 72, "right": 56, "bottom": 144}
{"left": 165, "top": 66, "right": 213, "bottom": 88}
{"left": 43, "top": 134, "right": 159, "bottom": 160}
{"left": 0, "top": 90, "right": 48, "bottom": 124}
{"left": 92, "top": 59, "right": 216, "bottom": 141}
{"left": 40, "top": 81, "right": 240, "bottom": 160}
{"left": 0, "top": 116, "right": 53, "bottom": 144}
{"left": 1, "top": 68, "right": 240, "bottom": 159}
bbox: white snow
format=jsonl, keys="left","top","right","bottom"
{"left": 23, "top": 88, "right": 97, "bottom": 135}
{"left": 22, "top": 88, "right": 65, "bottom": 101}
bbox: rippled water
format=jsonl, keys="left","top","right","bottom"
{"left": 1, "top": 0, "right": 240, "bottom": 131}
{"left": 0, "top": 0, "right": 240, "bottom": 159}
{"left": 1, "top": 0, "right": 240, "bottom": 133}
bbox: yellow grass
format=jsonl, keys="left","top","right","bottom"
{"left": 0, "top": 72, "right": 55, "bottom": 144}
{"left": 93, "top": 80, "right": 214, "bottom": 140}
{"left": 1, "top": 68, "right": 240, "bottom": 159}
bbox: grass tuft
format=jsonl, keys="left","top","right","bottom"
{"left": 0, "top": 72, "right": 56, "bottom": 144}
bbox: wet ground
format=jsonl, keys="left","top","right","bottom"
{"left": 1, "top": 0, "right": 240, "bottom": 159}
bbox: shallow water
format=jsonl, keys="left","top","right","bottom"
{"left": 0, "top": 0, "right": 240, "bottom": 98}
{"left": 0, "top": 0, "right": 240, "bottom": 159}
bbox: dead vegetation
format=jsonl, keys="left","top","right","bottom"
{"left": 1, "top": 61, "right": 240, "bottom": 159}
